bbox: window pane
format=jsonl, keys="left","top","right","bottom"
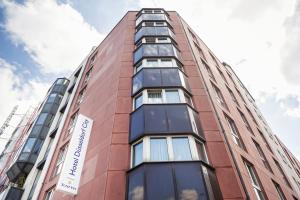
{"left": 47, "top": 94, "right": 57, "bottom": 103}
{"left": 195, "top": 141, "right": 207, "bottom": 162}
{"left": 36, "top": 113, "right": 48, "bottom": 125}
{"left": 135, "top": 94, "right": 143, "bottom": 109}
{"left": 145, "top": 59, "right": 158, "bottom": 67}
{"left": 150, "top": 138, "right": 168, "bottom": 161}
{"left": 23, "top": 138, "right": 36, "bottom": 153}
{"left": 165, "top": 90, "right": 180, "bottom": 103}
{"left": 148, "top": 90, "right": 162, "bottom": 103}
{"left": 172, "top": 138, "right": 192, "bottom": 161}
{"left": 160, "top": 59, "right": 173, "bottom": 67}
{"left": 133, "top": 142, "right": 143, "bottom": 166}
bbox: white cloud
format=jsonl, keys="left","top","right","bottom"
{"left": 138, "top": 0, "right": 300, "bottom": 118}
{"left": 2, "top": 0, "right": 104, "bottom": 74}
{"left": 0, "top": 58, "right": 50, "bottom": 152}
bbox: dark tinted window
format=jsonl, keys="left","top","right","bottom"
{"left": 146, "top": 164, "right": 175, "bottom": 200}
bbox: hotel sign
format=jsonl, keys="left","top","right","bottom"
{"left": 56, "top": 114, "right": 93, "bottom": 195}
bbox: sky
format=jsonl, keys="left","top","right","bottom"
{"left": 0, "top": 0, "right": 299, "bottom": 158}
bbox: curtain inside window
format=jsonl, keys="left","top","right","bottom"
{"left": 172, "top": 138, "right": 192, "bottom": 161}
{"left": 150, "top": 138, "right": 168, "bottom": 161}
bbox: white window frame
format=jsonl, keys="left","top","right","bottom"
{"left": 52, "top": 144, "right": 68, "bottom": 177}
{"left": 245, "top": 162, "right": 265, "bottom": 200}
{"left": 134, "top": 58, "right": 182, "bottom": 74}
{"left": 44, "top": 187, "right": 55, "bottom": 200}
{"left": 131, "top": 135, "right": 208, "bottom": 167}
{"left": 132, "top": 88, "right": 192, "bottom": 110}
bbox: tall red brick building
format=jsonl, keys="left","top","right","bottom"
{"left": 0, "top": 8, "right": 299, "bottom": 200}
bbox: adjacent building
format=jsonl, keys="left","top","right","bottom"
{"left": 0, "top": 8, "right": 299, "bottom": 200}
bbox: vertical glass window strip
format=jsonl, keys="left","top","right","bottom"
{"left": 217, "top": 68, "right": 228, "bottom": 84}
{"left": 134, "top": 94, "right": 143, "bottom": 109}
{"left": 28, "top": 170, "right": 42, "bottom": 200}
{"left": 246, "top": 107, "right": 258, "bottom": 125}
{"left": 150, "top": 138, "right": 168, "bottom": 161}
{"left": 227, "top": 87, "right": 239, "bottom": 106}
{"left": 238, "top": 110, "right": 253, "bottom": 134}
{"left": 172, "top": 137, "right": 192, "bottom": 161}
{"left": 253, "top": 140, "right": 272, "bottom": 172}
{"left": 52, "top": 144, "right": 68, "bottom": 177}
{"left": 194, "top": 42, "right": 206, "bottom": 61}
{"left": 274, "top": 159, "right": 292, "bottom": 188}
{"left": 184, "top": 93, "right": 193, "bottom": 106}
{"left": 209, "top": 52, "right": 219, "bottom": 67}
{"left": 44, "top": 187, "right": 55, "bottom": 200}
{"left": 148, "top": 90, "right": 162, "bottom": 103}
{"left": 226, "top": 116, "right": 244, "bottom": 149}
{"left": 273, "top": 181, "right": 287, "bottom": 200}
{"left": 212, "top": 84, "right": 228, "bottom": 109}
{"left": 133, "top": 142, "right": 143, "bottom": 166}
{"left": 77, "top": 87, "right": 86, "bottom": 106}
{"left": 258, "top": 129, "right": 272, "bottom": 153}
{"left": 195, "top": 140, "right": 207, "bottom": 162}
{"left": 84, "top": 68, "right": 92, "bottom": 85}
{"left": 165, "top": 90, "right": 180, "bottom": 103}
{"left": 36, "top": 113, "right": 48, "bottom": 125}
{"left": 203, "top": 62, "right": 216, "bottom": 81}
{"left": 245, "top": 162, "right": 265, "bottom": 200}
{"left": 67, "top": 112, "right": 78, "bottom": 136}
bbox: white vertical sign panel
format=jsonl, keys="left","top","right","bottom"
{"left": 56, "top": 114, "right": 93, "bottom": 195}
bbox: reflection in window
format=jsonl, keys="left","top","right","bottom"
{"left": 172, "top": 138, "right": 192, "bottom": 161}
{"left": 195, "top": 141, "right": 207, "bottom": 162}
{"left": 244, "top": 161, "right": 265, "bottom": 200}
{"left": 23, "top": 138, "right": 36, "bottom": 153}
{"left": 225, "top": 115, "right": 244, "bottom": 149}
{"left": 273, "top": 181, "right": 287, "bottom": 200}
{"left": 150, "top": 138, "right": 168, "bottom": 161}
{"left": 53, "top": 144, "right": 68, "bottom": 177}
{"left": 133, "top": 142, "right": 143, "bottom": 166}
{"left": 36, "top": 113, "right": 48, "bottom": 125}
{"left": 135, "top": 94, "right": 143, "bottom": 109}
{"left": 67, "top": 112, "right": 78, "bottom": 136}
{"left": 165, "top": 90, "right": 180, "bottom": 103}
{"left": 47, "top": 94, "right": 57, "bottom": 103}
{"left": 212, "top": 83, "right": 228, "bottom": 109}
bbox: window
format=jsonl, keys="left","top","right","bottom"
{"left": 293, "top": 177, "right": 300, "bottom": 191}
{"left": 148, "top": 90, "right": 163, "bottom": 103}
{"left": 238, "top": 109, "right": 253, "bottom": 134}
{"left": 52, "top": 144, "right": 68, "bottom": 177}
{"left": 165, "top": 90, "right": 180, "bottom": 103}
{"left": 134, "top": 94, "right": 143, "bottom": 109}
{"left": 90, "top": 52, "right": 97, "bottom": 64}
{"left": 212, "top": 83, "right": 228, "bottom": 109}
{"left": 28, "top": 170, "right": 42, "bottom": 200}
{"left": 134, "top": 58, "right": 182, "bottom": 74}
{"left": 133, "top": 142, "right": 143, "bottom": 166}
{"left": 67, "top": 112, "right": 78, "bottom": 136}
{"left": 217, "top": 68, "right": 228, "bottom": 84}
{"left": 225, "top": 115, "right": 244, "bottom": 149}
{"left": 23, "top": 138, "right": 36, "bottom": 153}
{"left": 235, "top": 87, "right": 246, "bottom": 104}
{"left": 133, "top": 89, "right": 192, "bottom": 109}
{"left": 36, "top": 113, "right": 48, "bottom": 125}
{"left": 274, "top": 159, "right": 292, "bottom": 188}
{"left": 246, "top": 107, "right": 258, "bottom": 126}
{"left": 244, "top": 161, "right": 265, "bottom": 200}
{"left": 203, "top": 62, "right": 216, "bottom": 81}
{"left": 44, "top": 187, "right": 55, "bottom": 200}
{"left": 226, "top": 71, "right": 238, "bottom": 88}
{"left": 47, "top": 94, "right": 57, "bottom": 103}
{"left": 150, "top": 138, "right": 168, "bottom": 161}
{"left": 194, "top": 43, "right": 206, "bottom": 61}
{"left": 77, "top": 87, "right": 86, "bottom": 106}
{"left": 145, "top": 37, "right": 156, "bottom": 43}
{"left": 209, "top": 52, "right": 219, "bottom": 67}
{"left": 253, "top": 140, "right": 272, "bottom": 172}
{"left": 258, "top": 129, "right": 273, "bottom": 153}
{"left": 84, "top": 67, "right": 92, "bottom": 85}
{"left": 160, "top": 58, "right": 173, "bottom": 67}
{"left": 172, "top": 137, "right": 192, "bottom": 161}
{"left": 132, "top": 136, "right": 207, "bottom": 167}
{"left": 227, "top": 87, "right": 239, "bottom": 106}
{"left": 273, "top": 181, "right": 287, "bottom": 200}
